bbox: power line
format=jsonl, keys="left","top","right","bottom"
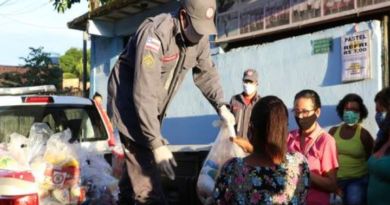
{"left": 0, "top": 2, "right": 49, "bottom": 16}
{"left": 0, "top": 13, "right": 69, "bottom": 30}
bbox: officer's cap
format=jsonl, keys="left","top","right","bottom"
{"left": 182, "top": 0, "right": 217, "bottom": 35}
{"left": 243, "top": 69, "right": 258, "bottom": 83}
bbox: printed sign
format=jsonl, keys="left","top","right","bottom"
{"left": 312, "top": 38, "right": 333, "bottom": 54}
{"left": 341, "top": 30, "right": 371, "bottom": 82}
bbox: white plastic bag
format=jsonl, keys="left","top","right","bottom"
{"left": 27, "top": 123, "right": 52, "bottom": 163}
{"left": 42, "top": 129, "right": 81, "bottom": 190}
{"left": 79, "top": 149, "right": 119, "bottom": 203}
{"left": 197, "top": 124, "right": 246, "bottom": 203}
{"left": 7, "top": 133, "right": 30, "bottom": 168}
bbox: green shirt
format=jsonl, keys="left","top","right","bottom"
{"left": 367, "top": 155, "right": 390, "bottom": 205}
{"left": 334, "top": 125, "right": 367, "bottom": 179}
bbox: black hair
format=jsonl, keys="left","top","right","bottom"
{"left": 374, "top": 87, "right": 390, "bottom": 152}
{"left": 375, "top": 87, "right": 390, "bottom": 111}
{"left": 294, "top": 89, "right": 321, "bottom": 109}
{"left": 93, "top": 92, "right": 102, "bottom": 99}
{"left": 336, "top": 93, "right": 368, "bottom": 122}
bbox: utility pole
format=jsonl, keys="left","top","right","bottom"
{"left": 82, "top": 31, "right": 88, "bottom": 97}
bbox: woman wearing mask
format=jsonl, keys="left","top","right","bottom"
{"left": 213, "top": 96, "right": 310, "bottom": 204}
{"left": 329, "top": 94, "right": 373, "bottom": 205}
{"left": 288, "top": 89, "right": 339, "bottom": 205}
{"left": 367, "top": 87, "right": 390, "bottom": 205}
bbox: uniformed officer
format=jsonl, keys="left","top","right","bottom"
{"left": 107, "top": 0, "right": 235, "bottom": 204}
{"left": 229, "top": 69, "right": 260, "bottom": 140}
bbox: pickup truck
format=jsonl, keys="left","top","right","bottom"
{"left": 0, "top": 85, "right": 213, "bottom": 205}
{"left": 0, "top": 85, "right": 114, "bottom": 205}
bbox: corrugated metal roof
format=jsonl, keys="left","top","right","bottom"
{"left": 68, "top": 0, "right": 172, "bottom": 31}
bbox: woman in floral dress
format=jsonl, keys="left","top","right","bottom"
{"left": 213, "top": 96, "right": 310, "bottom": 205}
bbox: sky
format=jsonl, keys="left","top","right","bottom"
{"left": 0, "top": 0, "right": 89, "bottom": 66}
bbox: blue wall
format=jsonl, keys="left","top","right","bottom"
{"left": 89, "top": 20, "right": 383, "bottom": 145}
{"left": 89, "top": 36, "right": 123, "bottom": 100}
{"left": 163, "top": 20, "right": 383, "bottom": 144}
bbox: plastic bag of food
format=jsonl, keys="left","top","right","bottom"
{"left": 0, "top": 154, "right": 28, "bottom": 172}
{"left": 7, "top": 133, "right": 29, "bottom": 167}
{"left": 7, "top": 123, "right": 52, "bottom": 166}
{"left": 197, "top": 124, "right": 246, "bottom": 203}
{"left": 50, "top": 186, "right": 86, "bottom": 205}
{"left": 30, "top": 157, "right": 47, "bottom": 189}
{"left": 27, "top": 123, "right": 53, "bottom": 163}
{"left": 80, "top": 150, "right": 119, "bottom": 202}
{"left": 42, "top": 129, "right": 80, "bottom": 190}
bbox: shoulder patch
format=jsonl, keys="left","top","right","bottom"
{"left": 144, "top": 37, "right": 161, "bottom": 53}
{"left": 142, "top": 54, "right": 155, "bottom": 68}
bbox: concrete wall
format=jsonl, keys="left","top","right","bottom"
{"left": 163, "top": 20, "right": 383, "bottom": 145}
{"left": 89, "top": 36, "right": 123, "bottom": 101}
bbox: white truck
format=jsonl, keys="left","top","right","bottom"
{"left": 0, "top": 85, "right": 114, "bottom": 205}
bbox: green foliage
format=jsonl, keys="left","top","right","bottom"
{"left": 24, "top": 68, "right": 63, "bottom": 88}
{"left": 0, "top": 68, "right": 63, "bottom": 88}
{"left": 52, "top": 0, "right": 81, "bottom": 13}
{"left": 5, "top": 46, "right": 63, "bottom": 88}
{"left": 59, "top": 48, "right": 90, "bottom": 80}
{"left": 63, "top": 72, "right": 78, "bottom": 79}
{"left": 0, "top": 72, "right": 23, "bottom": 87}
{"left": 20, "top": 47, "right": 54, "bottom": 69}
{"left": 52, "top": 0, "right": 111, "bottom": 13}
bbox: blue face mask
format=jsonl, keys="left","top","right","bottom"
{"left": 375, "top": 112, "right": 387, "bottom": 128}
{"left": 343, "top": 111, "right": 360, "bottom": 126}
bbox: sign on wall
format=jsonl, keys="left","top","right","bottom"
{"left": 311, "top": 38, "right": 333, "bottom": 54}
{"left": 341, "top": 30, "right": 371, "bottom": 82}
{"left": 216, "top": 0, "right": 390, "bottom": 43}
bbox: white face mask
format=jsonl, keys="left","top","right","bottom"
{"left": 243, "top": 83, "right": 257, "bottom": 95}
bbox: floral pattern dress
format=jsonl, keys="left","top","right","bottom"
{"left": 213, "top": 152, "right": 310, "bottom": 205}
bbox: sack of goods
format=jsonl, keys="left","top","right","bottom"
{"left": 196, "top": 124, "right": 246, "bottom": 203}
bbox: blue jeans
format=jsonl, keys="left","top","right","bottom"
{"left": 338, "top": 175, "right": 368, "bottom": 205}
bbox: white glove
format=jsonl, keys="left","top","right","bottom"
{"left": 219, "top": 105, "right": 236, "bottom": 126}
{"left": 153, "top": 145, "right": 177, "bottom": 180}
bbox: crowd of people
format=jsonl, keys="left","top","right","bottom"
{"left": 101, "top": 0, "right": 389, "bottom": 203}
{"left": 211, "top": 82, "right": 390, "bottom": 205}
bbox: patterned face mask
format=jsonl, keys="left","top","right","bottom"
{"left": 375, "top": 112, "right": 387, "bottom": 128}
{"left": 343, "top": 110, "right": 360, "bottom": 126}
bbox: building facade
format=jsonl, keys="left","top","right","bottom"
{"left": 69, "top": 0, "right": 390, "bottom": 144}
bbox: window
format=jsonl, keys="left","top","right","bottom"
{"left": 0, "top": 105, "right": 108, "bottom": 143}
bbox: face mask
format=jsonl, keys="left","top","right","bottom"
{"left": 182, "top": 15, "right": 203, "bottom": 45}
{"left": 243, "top": 83, "right": 257, "bottom": 95}
{"left": 375, "top": 112, "right": 387, "bottom": 128}
{"left": 295, "top": 114, "right": 317, "bottom": 131}
{"left": 343, "top": 111, "right": 360, "bottom": 126}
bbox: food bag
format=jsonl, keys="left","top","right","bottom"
{"left": 197, "top": 124, "right": 246, "bottom": 203}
